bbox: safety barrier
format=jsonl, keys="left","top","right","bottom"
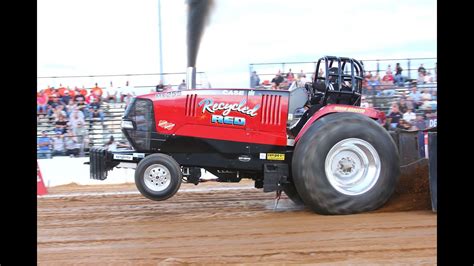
{"left": 428, "top": 132, "right": 437, "bottom": 212}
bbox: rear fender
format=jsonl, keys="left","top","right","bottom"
{"left": 294, "top": 104, "right": 382, "bottom": 143}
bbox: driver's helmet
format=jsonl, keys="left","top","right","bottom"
{"left": 328, "top": 67, "right": 339, "bottom": 83}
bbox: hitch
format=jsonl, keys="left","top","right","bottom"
{"left": 274, "top": 189, "right": 282, "bottom": 210}
{"left": 262, "top": 163, "right": 290, "bottom": 210}
{"left": 263, "top": 163, "right": 289, "bottom": 192}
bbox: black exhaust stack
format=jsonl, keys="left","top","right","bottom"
{"left": 186, "top": 67, "right": 196, "bottom": 90}
{"left": 185, "top": 0, "right": 214, "bottom": 90}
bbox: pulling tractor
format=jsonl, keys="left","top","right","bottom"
{"left": 89, "top": 56, "right": 412, "bottom": 215}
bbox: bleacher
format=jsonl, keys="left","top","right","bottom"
{"left": 363, "top": 82, "right": 436, "bottom": 114}
{"left": 363, "top": 87, "right": 409, "bottom": 113}
{"left": 88, "top": 102, "right": 128, "bottom": 148}
{"left": 36, "top": 102, "right": 128, "bottom": 155}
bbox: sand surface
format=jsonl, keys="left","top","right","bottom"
{"left": 38, "top": 179, "right": 436, "bottom": 264}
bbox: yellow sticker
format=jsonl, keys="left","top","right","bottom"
{"left": 267, "top": 153, "right": 285, "bottom": 161}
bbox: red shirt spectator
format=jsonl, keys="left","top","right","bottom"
{"left": 44, "top": 86, "right": 53, "bottom": 96}
{"left": 80, "top": 86, "right": 88, "bottom": 96}
{"left": 68, "top": 88, "right": 76, "bottom": 97}
{"left": 382, "top": 72, "right": 394, "bottom": 82}
{"left": 286, "top": 69, "right": 295, "bottom": 82}
{"left": 50, "top": 88, "right": 60, "bottom": 99}
{"left": 37, "top": 91, "right": 48, "bottom": 105}
{"left": 86, "top": 94, "right": 96, "bottom": 104}
{"left": 91, "top": 83, "right": 103, "bottom": 97}
{"left": 57, "top": 85, "right": 67, "bottom": 97}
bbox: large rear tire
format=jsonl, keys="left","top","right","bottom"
{"left": 292, "top": 112, "right": 399, "bottom": 214}
{"left": 135, "top": 153, "right": 182, "bottom": 201}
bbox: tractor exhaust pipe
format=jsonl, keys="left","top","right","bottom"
{"left": 186, "top": 66, "right": 196, "bottom": 90}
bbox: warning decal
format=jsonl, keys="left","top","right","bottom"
{"left": 266, "top": 153, "right": 285, "bottom": 161}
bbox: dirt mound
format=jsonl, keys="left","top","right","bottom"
{"left": 379, "top": 160, "right": 432, "bottom": 213}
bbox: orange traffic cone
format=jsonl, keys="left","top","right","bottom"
{"left": 37, "top": 161, "right": 48, "bottom": 195}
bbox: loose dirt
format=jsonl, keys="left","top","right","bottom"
{"left": 38, "top": 179, "right": 436, "bottom": 264}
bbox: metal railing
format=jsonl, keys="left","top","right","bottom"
{"left": 249, "top": 57, "right": 437, "bottom": 85}
{"left": 36, "top": 71, "right": 209, "bottom": 91}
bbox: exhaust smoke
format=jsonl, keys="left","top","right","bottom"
{"left": 186, "top": 0, "right": 214, "bottom": 68}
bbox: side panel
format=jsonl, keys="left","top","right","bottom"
{"left": 122, "top": 92, "right": 292, "bottom": 172}
{"left": 148, "top": 89, "right": 289, "bottom": 146}
{"left": 157, "top": 136, "right": 291, "bottom": 171}
{"left": 294, "top": 104, "right": 382, "bottom": 142}
{"left": 153, "top": 90, "right": 249, "bottom": 140}
{"left": 246, "top": 90, "right": 289, "bottom": 146}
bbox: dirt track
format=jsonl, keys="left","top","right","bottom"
{"left": 38, "top": 180, "right": 436, "bottom": 265}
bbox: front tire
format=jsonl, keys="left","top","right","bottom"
{"left": 135, "top": 154, "right": 182, "bottom": 201}
{"left": 292, "top": 112, "right": 399, "bottom": 215}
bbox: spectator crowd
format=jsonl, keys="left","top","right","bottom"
{"left": 382, "top": 86, "right": 437, "bottom": 132}
{"left": 360, "top": 63, "right": 437, "bottom": 132}
{"left": 251, "top": 62, "right": 436, "bottom": 92}
{"left": 37, "top": 81, "right": 137, "bottom": 159}
{"left": 250, "top": 62, "right": 437, "bottom": 132}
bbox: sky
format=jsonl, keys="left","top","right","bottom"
{"left": 37, "top": 0, "right": 437, "bottom": 90}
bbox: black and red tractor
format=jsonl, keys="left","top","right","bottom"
{"left": 89, "top": 56, "right": 400, "bottom": 215}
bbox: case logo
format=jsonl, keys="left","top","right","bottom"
{"left": 222, "top": 90, "right": 245, "bottom": 95}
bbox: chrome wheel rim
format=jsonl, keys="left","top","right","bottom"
{"left": 325, "top": 138, "right": 381, "bottom": 195}
{"left": 144, "top": 164, "right": 171, "bottom": 192}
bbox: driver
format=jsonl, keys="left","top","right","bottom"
{"left": 289, "top": 66, "right": 353, "bottom": 136}
{"left": 327, "top": 66, "right": 352, "bottom": 91}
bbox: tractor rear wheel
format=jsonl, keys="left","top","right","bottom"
{"left": 135, "top": 153, "right": 182, "bottom": 201}
{"left": 292, "top": 112, "right": 399, "bottom": 215}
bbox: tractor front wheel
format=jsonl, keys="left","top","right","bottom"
{"left": 135, "top": 153, "right": 182, "bottom": 201}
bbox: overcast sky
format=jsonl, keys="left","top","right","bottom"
{"left": 37, "top": 0, "right": 437, "bottom": 89}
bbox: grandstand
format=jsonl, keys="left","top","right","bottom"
{"left": 249, "top": 57, "right": 437, "bottom": 114}
{"left": 35, "top": 71, "right": 204, "bottom": 159}
{"left": 36, "top": 102, "right": 128, "bottom": 156}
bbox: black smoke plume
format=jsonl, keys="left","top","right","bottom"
{"left": 186, "top": 0, "right": 214, "bottom": 67}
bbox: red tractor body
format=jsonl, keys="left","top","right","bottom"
{"left": 136, "top": 89, "right": 382, "bottom": 146}
{"left": 89, "top": 56, "right": 401, "bottom": 215}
